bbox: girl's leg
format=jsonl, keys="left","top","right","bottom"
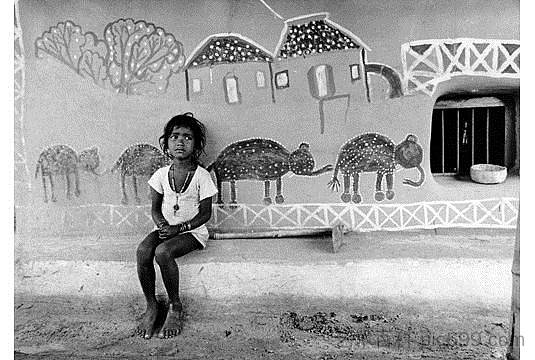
{"left": 135, "top": 230, "right": 162, "bottom": 339}
{"left": 154, "top": 233, "right": 201, "bottom": 338}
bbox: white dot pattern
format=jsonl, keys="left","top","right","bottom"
{"left": 336, "top": 133, "right": 396, "bottom": 175}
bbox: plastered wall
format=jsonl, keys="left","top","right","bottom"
{"left": 15, "top": 0, "right": 520, "bottom": 234}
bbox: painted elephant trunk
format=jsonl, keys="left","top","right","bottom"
{"left": 403, "top": 164, "right": 425, "bottom": 187}
{"left": 307, "top": 164, "right": 334, "bottom": 176}
{"left": 289, "top": 143, "right": 333, "bottom": 176}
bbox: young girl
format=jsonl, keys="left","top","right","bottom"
{"left": 136, "top": 113, "right": 217, "bottom": 339}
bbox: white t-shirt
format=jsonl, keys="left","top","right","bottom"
{"left": 148, "top": 165, "right": 218, "bottom": 248}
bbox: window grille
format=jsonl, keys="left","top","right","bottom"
{"left": 430, "top": 97, "right": 510, "bottom": 175}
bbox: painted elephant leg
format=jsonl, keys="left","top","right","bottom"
{"left": 133, "top": 175, "right": 140, "bottom": 204}
{"left": 120, "top": 173, "right": 128, "bottom": 205}
{"left": 216, "top": 178, "right": 223, "bottom": 204}
{"left": 341, "top": 174, "right": 351, "bottom": 203}
{"left": 65, "top": 172, "right": 72, "bottom": 199}
{"left": 275, "top": 177, "right": 284, "bottom": 204}
{"left": 386, "top": 173, "right": 395, "bottom": 200}
{"left": 230, "top": 180, "right": 237, "bottom": 204}
{"left": 263, "top": 180, "right": 272, "bottom": 205}
{"left": 375, "top": 173, "right": 385, "bottom": 201}
{"left": 74, "top": 168, "right": 81, "bottom": 197}
{"left": 352, "top": 173, "right": 362, "bottom": 203}
{"left": 49, "top": 173, "right": 57, "bottom": 202}
{"left": 41, "top": 167, "right": 48, "bottom": 203}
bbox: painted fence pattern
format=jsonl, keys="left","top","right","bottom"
{"left": 16, "top": 198, "right": 518, "bottom": 235}
{"left": 14, "top": 0, "right": 30, "bottom": 192}
{"left": 401, "top": 38, "right": 520, "bottom": 96}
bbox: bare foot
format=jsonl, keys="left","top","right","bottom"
{"left": 157, "top": 303, "right": 183, "bottom": 339}
{"left": 136, "top": 305, "right": 158, "bottom": 339}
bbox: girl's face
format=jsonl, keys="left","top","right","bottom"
{"left": 167, "top": 126, "right": 195, "bottom": 161}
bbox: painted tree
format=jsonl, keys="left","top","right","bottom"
{"left": 103, "top": 18, "right": 185, "bottom": 95}
{"left": 35, "top": 21, "right": 108, "bottom": 87}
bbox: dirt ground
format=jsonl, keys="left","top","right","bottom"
{"left": 14, "top": 294, "right": 512, "bottom": 359}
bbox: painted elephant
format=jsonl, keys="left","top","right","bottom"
{"left": 35, "top": 145, "right": 101, "bottom": 202}
{"left": 208, "top": 139, "right": 333, "bottom": 205}
{"left": 111, "top": 143, "right": 170, "bottom": 205}
{"left": 328, "top": 133, "right": 425, "bottom": 203}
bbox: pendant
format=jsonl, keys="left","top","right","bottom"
{"left": 173, "top": 204, "right": 179, "bottom": 215}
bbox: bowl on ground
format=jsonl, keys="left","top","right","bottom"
{"left": 470, "top": 164, "right": 507, "bottom": 184}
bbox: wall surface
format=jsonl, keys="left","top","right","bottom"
{"left": 15, "top": 0, "right": 520, "bottom": 234}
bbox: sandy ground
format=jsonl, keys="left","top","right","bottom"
{"left": 14, "top": 294, "right": 512, "bottom": 359}
{"left": 14, "top": 229, "right": 517, "bottom": 359}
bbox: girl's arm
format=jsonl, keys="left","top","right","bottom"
{"left": 150, "top": 188, "right": 168, "bottom": 228}
{"left": 182, "top": 197, "right": 213, "bottom": 230}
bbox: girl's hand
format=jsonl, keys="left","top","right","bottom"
{"left": 158, "top": 224, "right": 178, "bottom": 239}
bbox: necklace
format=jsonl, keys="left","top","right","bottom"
{"left": 170, "top": 164, "right": 193, "bottom": 216}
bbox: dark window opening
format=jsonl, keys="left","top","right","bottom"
{"left": 430, "top": 96, "right": 516, "bottom": 176}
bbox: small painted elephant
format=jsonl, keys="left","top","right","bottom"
{"left": 328, "top": 133, "right": 425, "bottom": 203}
{"left": 208, "top": 139, "right": 333, "bottom": 205}
{"left": 111, "top": 143, "right": 170, "bottom": 205}
{"left": 35, "top": 145, "right": 101, "bottom": 202}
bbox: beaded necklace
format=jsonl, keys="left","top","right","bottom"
{"left": 170, "top": 164, "right": 193, "bottom": 216}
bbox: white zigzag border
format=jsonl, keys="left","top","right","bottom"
{"left": 16, "top": 198, "right": 519, "bottom": 235}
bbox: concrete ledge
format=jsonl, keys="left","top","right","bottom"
{"left": 15, "top": 258, "right": 511, "bottom": 305}
{"left": 15, "top": 230, "right": 515, "bottom": 305}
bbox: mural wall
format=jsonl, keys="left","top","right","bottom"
{"left": 15, "top": 0, "right": 519, "bottom": 235}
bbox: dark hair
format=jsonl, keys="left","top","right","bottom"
{"left": 159, "top": 112, "right": 207, "bottom": 162}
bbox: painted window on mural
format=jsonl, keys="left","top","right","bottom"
{"left": 192, "top": 78, "right": 202, "bottom": 93}
{"left": 316, "top": 65, "right": 328, "bottom": 97}
{"left": 256, "top": 71, "right": 266, "bottom": 88}
{"left": 350, "top": 64, "right": 361, "bottom": 81}
{"left": 307, "top": 64, "right": 335, "bottom": 99}
{"left": 275, "top": 70, "right": 289, "bottom": 89}
{"left": 430, "top": 97, "right": 516, "bottom": 176}
{"left": 224, "top": 74, "right": 241, "bottom": 104}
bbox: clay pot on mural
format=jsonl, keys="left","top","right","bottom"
{"left": 328, "top": 133, "right": 425, "bottom": 203}
{"left": 208, "top": 139, "right": 332, "bottom": 205}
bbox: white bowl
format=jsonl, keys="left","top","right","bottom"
{"left": 470, "top": 164, "right": 507, "bottom": 184}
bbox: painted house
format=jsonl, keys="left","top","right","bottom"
{"left": 183, "top": 33, "right": 275, "bottom": 105}
{"left": 271, "top": 13, "right": 371, "bottom": 133}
